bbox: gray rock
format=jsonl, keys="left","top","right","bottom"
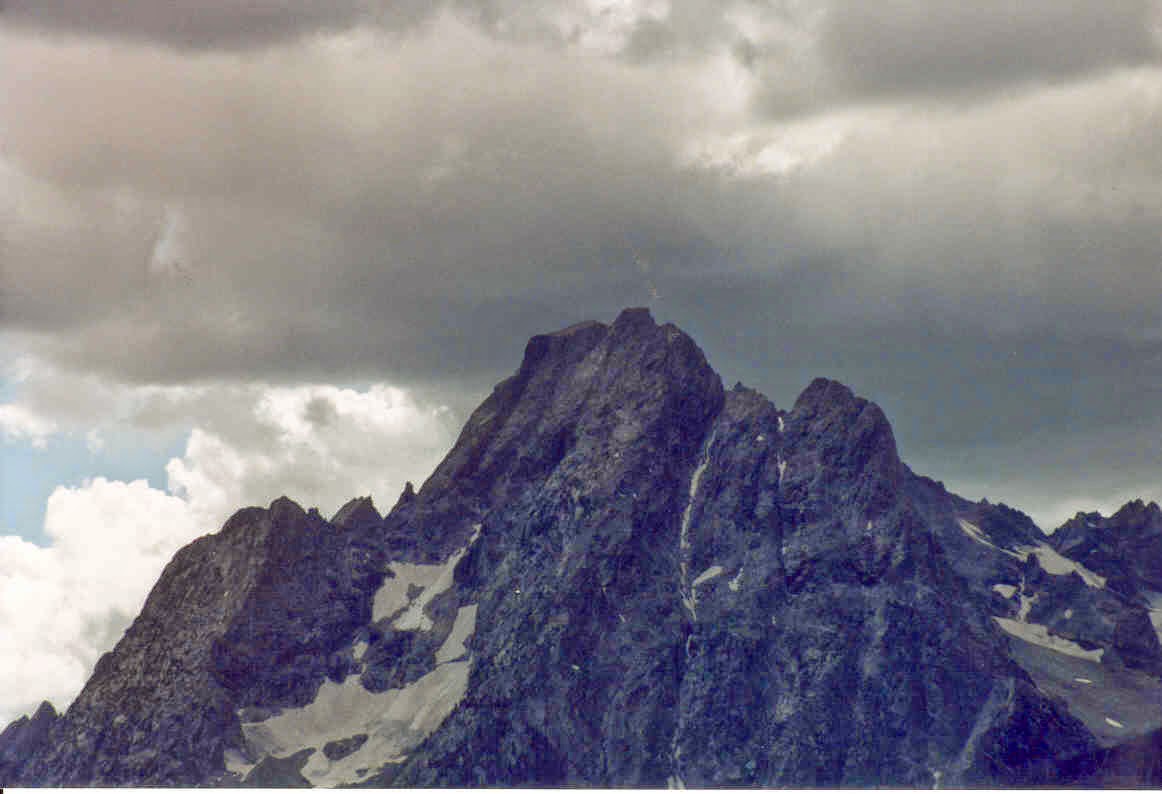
{"left": 5, "top": 307, "right": 1162, "bottom": 787}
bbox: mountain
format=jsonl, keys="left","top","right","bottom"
{"left": 5, "top": 307, "right": 1162, "bottom": 786}
{"left": 1052, "top": 500, "right": 1162, "bottom": 597}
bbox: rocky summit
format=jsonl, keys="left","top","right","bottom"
{"left": 5, "top": 308, "right": 1162, "bottom": 787}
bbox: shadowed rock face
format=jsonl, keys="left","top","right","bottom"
{"left": 0, "top": 701, "right": 57, "bottom": 776}
{"left": 4, "top": 308, "right": 1162, "bottom": 786}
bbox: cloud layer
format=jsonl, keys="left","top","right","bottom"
{"left": 4, "top": 5, "right": 1161, "bottom": 384}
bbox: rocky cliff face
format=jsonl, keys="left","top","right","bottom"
{"left": 4, "top": 308, "right": 1162, "bottom": 787}
{"left": 1, "top": 497, "right": 384, "bottom": 785}
{"left": 1053, "top": 500, "right": 1162, "bottom": 596}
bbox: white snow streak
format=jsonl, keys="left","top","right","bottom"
{"left": 680, "top": 428, "right": 717, "bottom": 619}
{"left": 957, "top": 519, "right": 1105, "bottom": 588}
{"left": 1016, "top": 592, "right": 1036, "bottom": 623}
{"left": 692, "top": 565, "right": 725, "bottom": 588}
{"left": 992, "top": 617, "right": 1104, "bottom": 662}
{"left": 680, "top": 432, "right": 716, "bottom": 554}
{"left": 1105, "top": 716, "right": 1125, "bottom": 728}
{"left": 956, "top": 519, "right": 1008, "bottom": 553}
{"left": 991, "top": 584, "right": 1018, "bottom": 599}
{"left": 672, "top": 427, "right": 719, "bottom": 785}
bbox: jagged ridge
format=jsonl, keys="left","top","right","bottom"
{"left": 4, "top": 308, "right": 1162, "bottom": 787}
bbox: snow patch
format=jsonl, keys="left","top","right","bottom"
{"left": 993, "top": 568, "right": 1102, "bottom": 663}
{"left": 353, "top": 641, "right": 369, "bottom": 662}
{"left": 992, "top": 584, "right": 1018, "bottom": 599}
{"left": 1026, "top": 544, "right": 1106, "bottom": 589}
{"left": 1105, "top": 716, "right": 1125, "bottom": 729}
{"left": 434, "top": 604, "right": 477, "bottom": 664}
{"left": 728, "top": 566, "right": 744, "bottom": 592}
{"left": 993, "top": 617, "right": 1104, "bottom": 662}
{"left": 777, "top": 416, "right": 785, "bottom": 432}
{"left": 372, "top": 563, "right": 442, "bottom": 623}
{"left": 777, "top": 458, "right": 787, "bottom": 485}
{"left": 756, "top": 434, "right": 765, "bottom": 443}
{"left": 1017, "top": 592, "right": 1037, "bottom": 623}
{"left": 241, "top": 661, "right": 471, "bottom": 786}
{"left": 372, "top": 524, "right": 481, "bottom": 629}
{"left": 1064, "top": 608, "right": 1074, "bottom": 619}
{"left": 957, "top": 519, "right": 1106, "bottom": 589}
{"left": 224, "top": 748, "right": 254, "bottom": 777}
{"left": 692, "top": 565, "right": 725, "bottom": 588}
{"left": 1074, "top": 677, "right": 1093, "bottom": 684}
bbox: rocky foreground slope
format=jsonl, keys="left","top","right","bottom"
{"left": 5, "top": 308, "right": 1162, "bottom": 786}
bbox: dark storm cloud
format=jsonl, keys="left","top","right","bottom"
{"left": 4, "top": 3, "right": 1162, "bottom": 526}
{"left": 1, "top": 17, "right": 738, "bottom": 382}
{"left": 0, "top": 0, "right": 435, "bottom": 50}
{"left": 819, "top": 0, "right": 1161, "bottom": 101}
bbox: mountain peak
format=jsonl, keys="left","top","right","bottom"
{"left": 788, "top": 375, "right": 901, "bottom": 483}
{"left": 794, "top": 376, "right": 857, "bottom": 410}
{"left": 10, "top": 310, "right": 1162, "bottom": 787}
{"left": 268, "top": 495, "right": 307, "bottom": 520}
{"left": 1111, "top": 498, "right": 1162, "bottom": 526}
{"left": 611, "top": 304, "right": 655, "bottom": 329}
{"left": 0, "top": 701, "right": 57, "bottom": 776}
{"left": 331, "top": 496, "right": 382, "bottom": 531}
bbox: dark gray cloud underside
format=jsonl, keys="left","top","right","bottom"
{"left": 0, "top": 0, "right": 434, "bottom": 49}
{"left": 820, "top": 0, "right": 1160, "bottom": 100}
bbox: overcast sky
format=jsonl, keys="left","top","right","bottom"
{"left": 3, "top": 0, "right": 1162, "bottom": 723}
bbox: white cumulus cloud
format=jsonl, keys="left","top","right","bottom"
{"left": 0, "top": 479, "right": 200, "bottom": 723}
{"left": 168, "top": 383, "right": 456, "bottom": 526}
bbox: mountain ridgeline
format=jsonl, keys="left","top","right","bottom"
{"left": 6, "top": 308, "right": 1162, "bottom": 786}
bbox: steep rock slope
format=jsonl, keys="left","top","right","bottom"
{"left": 4, "top": 308, "right": 1162, "bottom": 787}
